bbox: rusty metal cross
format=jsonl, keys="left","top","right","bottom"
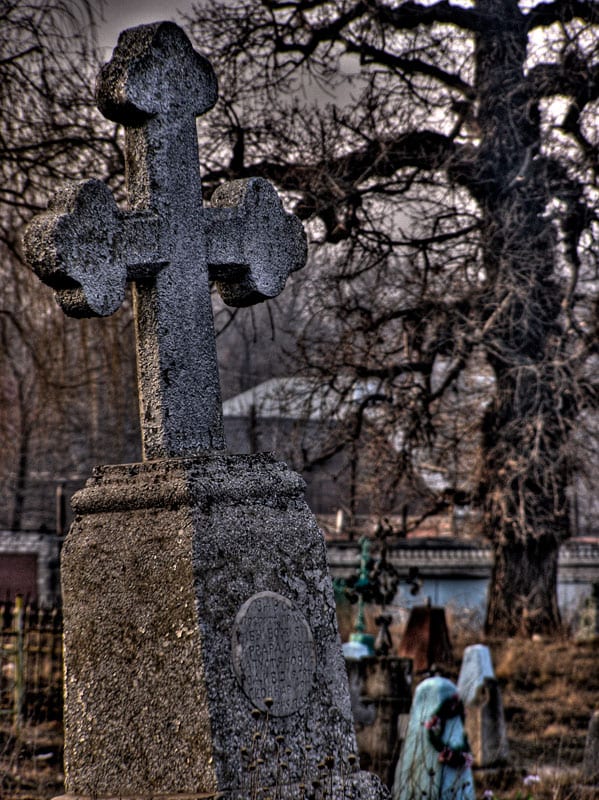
{"left": 23, "top": 22, "right": 306, "bottom": 461}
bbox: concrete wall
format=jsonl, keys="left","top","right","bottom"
{"left": 328, "top": 538, "right": 599, "bottom": 631}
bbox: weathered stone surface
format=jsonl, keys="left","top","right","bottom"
{"left": 207, "top": 178, "right": 307, "bottom": 307}
{"left": 22, "top": 22, "right": 306, "bottom": 461}
{"left": 346, "top": 657, "right": 412, "bottom": 788}
{"left": 457, "top": 644, "right": 509, "bottom": 768}
{"left": 61, "top": 454, "right": 387, "bottom": 798}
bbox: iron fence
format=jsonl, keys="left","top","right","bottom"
{"left": 0, "top": 598, "right": 63, "bottom": 726}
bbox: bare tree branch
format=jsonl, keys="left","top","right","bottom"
{"left": 526, "top": 0, "right": 599, "bottom": 30}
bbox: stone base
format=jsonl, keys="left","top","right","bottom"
{"left": 52, "top": 795, "right": 220, "bottom": 800}
{"left": 53, "top": 768, "right": 390, "bottom": 798}
{"left": 60, "top": 454, "right": 387, "bottom": 799}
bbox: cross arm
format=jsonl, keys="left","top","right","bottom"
{"left": 21, "top": 21, "right": 308, "bottom": 462}
{"left": 205, "top": 178, "right": 307, "bottom": 307}
{"left": 22, "top": 178, "right": 168, "bottom": 318}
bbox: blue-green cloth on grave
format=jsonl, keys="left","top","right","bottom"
{"left": 392, "top": 676, "right": 476, "bottom": 800}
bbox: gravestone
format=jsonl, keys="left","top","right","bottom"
{"left": 23, "top": 21, "right": 388, "bottom": 800}
{"left": 397, "top": 602, "right": 453, "bottom": 674}
{"left": 575, "top": 583, "right": 599, "bottom": 642}
{"left": 582, "top": 710, "right": 599, "bottom": 783}
{"left": 345, "top": 657, "right": 412, "bottom": 788}
{"left": 392, "top": 676, "right": 475, "bottom": 800}
{"left": 457, "top": 644, "right": 509, "bottom": 768}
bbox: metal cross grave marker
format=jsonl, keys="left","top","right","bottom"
{"left": 23, "top": 21, "right": 306, "bottom": 460}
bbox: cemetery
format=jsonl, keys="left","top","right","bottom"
{"left": 2, "top": 598, "right": 598, "bottom": 799}
{"left": 1, "top": 4, "right": 599, "bottom": 800}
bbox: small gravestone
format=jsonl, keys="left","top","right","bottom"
{"left": 397, "top": 603, "right": 453, "bottom": 674}
{"left": 392, "top": 676, "right": 475, "bottom": 800}
{"left": 345, "top": 656, "right": 412, "bottom": 789}
{"left": 582, "top": 710, "right": 599, "bottom": 783}
{"left": 23, "top": 21, "right": 388, "bottom": 800}
{"left": 457, "top": 644, "right": 509, "bottom": 768}
{"left": 575, "top": 583, "right": 599, "bottom": 642}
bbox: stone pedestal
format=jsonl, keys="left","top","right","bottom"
{"left": 56, "top": 454, "right": 388, "bottom": 799}
{"left": 346, "top": 657, "right": 412, "bottom": 788}
{"left": 457, "top": 644, "right": 509, "bottom": 768}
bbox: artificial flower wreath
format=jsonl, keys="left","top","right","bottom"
{"left": 424, "top": 693, "right": 474, "bottom": 769}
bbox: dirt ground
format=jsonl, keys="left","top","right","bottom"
{"left": 1, "top": 637, "right": 597, "bottom": 800}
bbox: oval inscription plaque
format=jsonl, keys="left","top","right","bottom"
{"left": 231, "top": 591, "right": 316, "bottom": 716}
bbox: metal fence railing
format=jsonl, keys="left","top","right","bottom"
{"left": 0, "top": 598, "right": 63, "bottom": 727}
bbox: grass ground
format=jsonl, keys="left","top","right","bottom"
{"left": 454, "top": 635, "right": 598, "bottom": 800}
{"left": 1, "top": 637, "right": 597, "bottom": 799}
{"left": 1, "top": 719, "right": 63, "bottom": 800}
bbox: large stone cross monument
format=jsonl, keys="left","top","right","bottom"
{"left": 23, "top": 22, "right": 388, "bottom": 800}
{"left": 24, "top": 21, "right": 305, "bottom": 461}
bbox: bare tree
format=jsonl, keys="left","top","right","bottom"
{"left": 214, "top": 291, "right": 305, "bottom": 400}
{"left": 187, "top": 0, "right": 599, "bottom": 635}
{"left": 0, "top": 0, "right": 139, "bottom": 531}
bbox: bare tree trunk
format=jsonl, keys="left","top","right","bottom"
{"left": 486, "top": 537, "right": 561, "bottom": 635}
{"left": 474, "top": 0, "right": 575, "bottom": 635}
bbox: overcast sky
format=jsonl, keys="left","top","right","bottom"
{"left": 98, "top": 0, "right": 195, "bottom": 54}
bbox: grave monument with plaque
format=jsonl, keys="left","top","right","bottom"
{"left": 22, "top": 21, "right": 388, "bottom": 800}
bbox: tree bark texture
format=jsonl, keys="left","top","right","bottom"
{"left": 486, "top": 535, "right": 561, "bottom": 635}
{"left": 473, "top": 0, "right": 576, "bottom": 633}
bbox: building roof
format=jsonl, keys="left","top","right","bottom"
{"left": 222, "top": 377, "right": 359, "bottom": 421}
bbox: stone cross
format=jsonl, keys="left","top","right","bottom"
{"left": 23, "top": 21, "right": 306, "bottom": 460}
